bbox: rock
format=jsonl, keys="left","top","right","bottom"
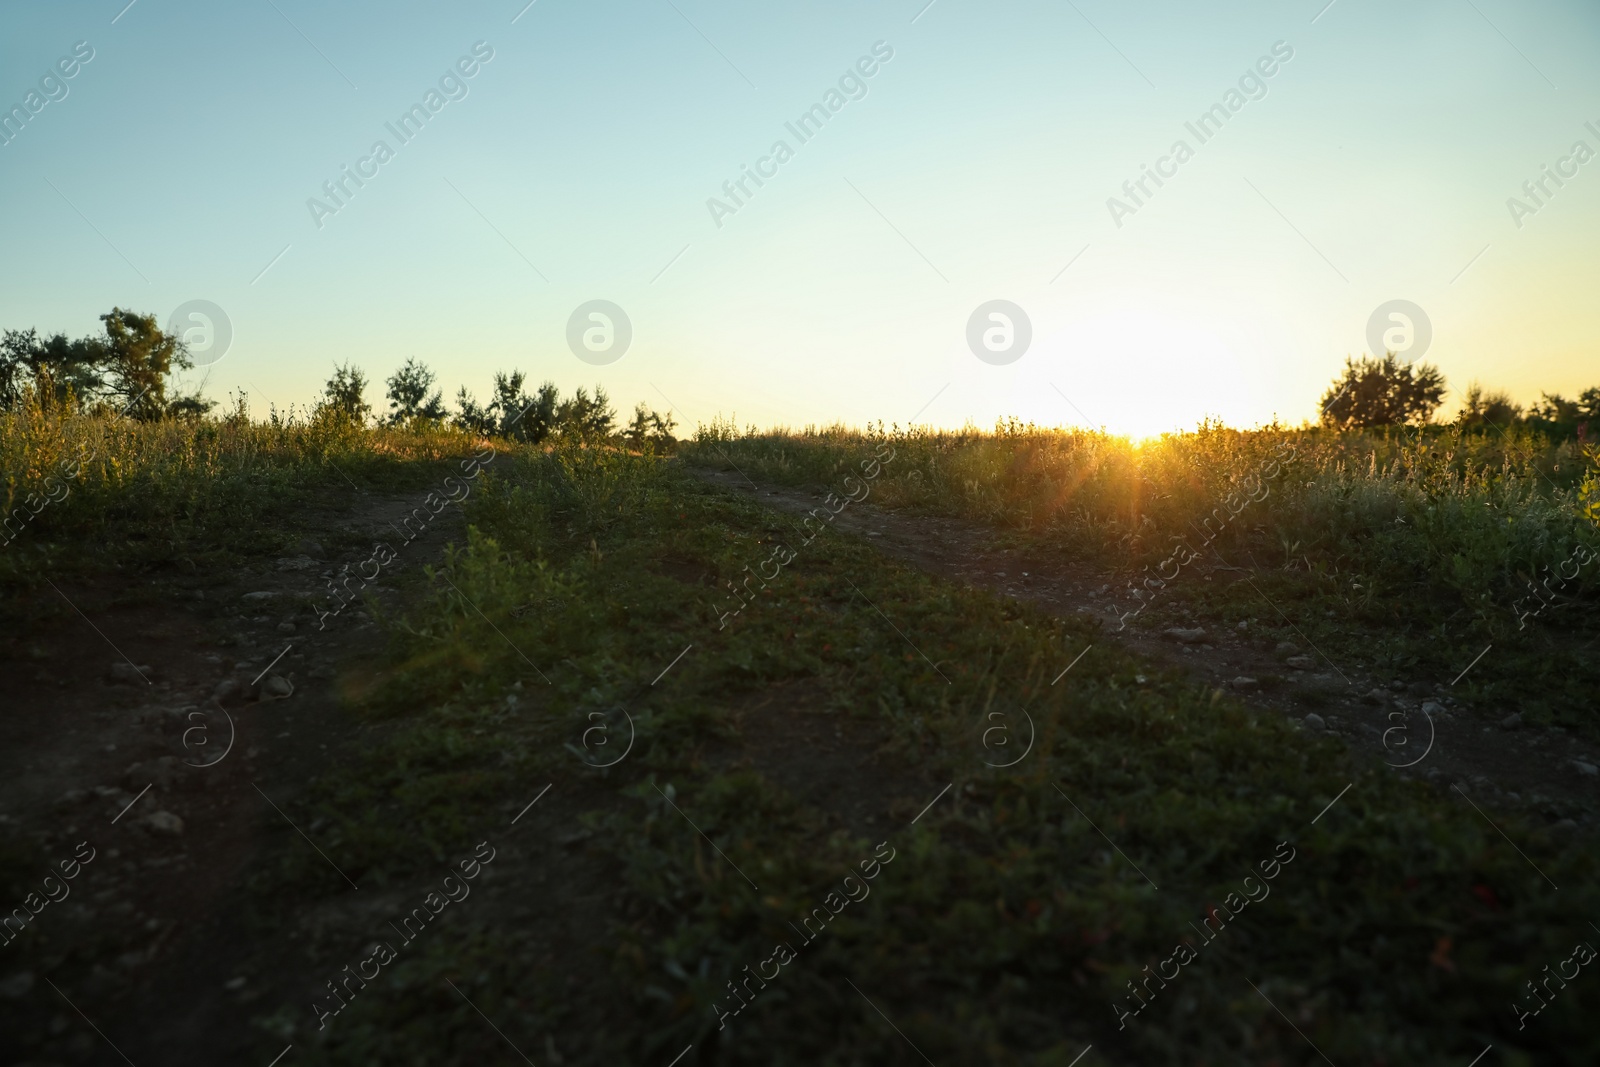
{"left": 1420, "top": 700, "right": 1446, "bottom": 718}
{"left": 299, "top": 539, "right": 327, "bottom": 559}
{"left": 1163, "top": 627, "right": 1207, "bottom": 644}
{"left": 1360, "top": 688, "right": 1391, "bottom": 706}
{"left": 274, "top": 556, "right": 320, "bottom": 572}
{"left": 1273, "top": 641, "right": 1299, "bottom": 657}
{"left": 213, "top": 678, "right": 241, "bottom": 702}
{"left": 1500, "top": 713, "right": 1523, "bottom": 730}
{"left": 1302, "top": 713, "right": 1326, "bottom": 731}
{"left": 242, "top": 591, "right": 279, "bottom": 603}
{"left": 277, "top": 621, "right": 296, "bottom": 634}
{"left": 0, "top": 970, "right": 34, "bottom": 999}
{"left": 1571, "top": 760, "right": 1598, "bottom": 777}
{"left": 1359, "top": 723, "right": 1382, "bottom": 739}
{"left": 224, "top": 976, "right": 247, "bottom": 991}
{"left": 141, "top": 811, "right": 184, "bottom": 836}
{"left": 257, "top": 675, "right": 294, "bottom": 701}
{"left": 1285, "top": 655, "right": 1315, "bottom": 670}
{"left": 1236, "top": 620, "right": 1248, "bottom": 631}
{"left": 125, "top": 757, "right": 180, "bottom": 791}
{"left": 1551, "top": 819, "right": 1579, "bottom": 837}
{"left": 107, "top": 662, "right": 152, "bottom": 685}
{"left": 56, "top": 788, "right": 89, "bottom": 808}
{"left": 1406, "top": 681, "right": 1433, "bottom": 697}
{"left": 1231, "top": 676, "right": 1259, "bottom": 689}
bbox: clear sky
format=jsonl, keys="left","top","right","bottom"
{"left": 2, "top": 0, "right": 1597, "bottom": 437}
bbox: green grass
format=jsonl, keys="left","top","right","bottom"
{"left": 245, "top": 442, "right": 1599, "bottom": 1065}
{"left": 682, "top": 419, "right": 1600, "bottom": 733}
{"left": 0, "top": 392, "right": 477, "bottom": 587}
{"left": 7, "top": 405, "right": 1597, "bottom": 1062}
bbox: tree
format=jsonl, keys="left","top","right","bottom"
{"left": 95, "top": 307, "right": 192, "bottom": 420}
{"left": 556, "top": 385, "right": 615, "bottom": 439}
{"left": 624, "top": 402, "right": 677, "bottom": 452}
{"left": 2, "top": 310, "right": 206, "bottom": 418}
{"left": 0, "top": 328, "right": 102, "bottom": 409}
{"left": 1319, "top": 354, "right": 1445, "bottom": 429}
{"left": 456, "top": 372, "right": 558, "bottom": 441}
{"left": 316, "top": 362, "right": 371, "bottom": 426}
{"left": 384, "top": 358, "right": 445, "bottom": 425}
{"left": 451, "top": 386, "right": 492, "bottom": 435}
{"left": 1457, "top": 383, "right": 1523, "bottom": 427}
{"left": 1530, "top": 387, "right": 1600, "bottom": 426}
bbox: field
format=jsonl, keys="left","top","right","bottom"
{"left": 2, "top": 399, "right": 1599, "bottom": 1066}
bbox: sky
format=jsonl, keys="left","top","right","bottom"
{"left": 2, "top": 0, "right": 1597, "bottom": 438}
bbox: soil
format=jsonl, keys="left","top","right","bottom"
{"left": 0, "top": 475, "right": 950, "bottom": 1065}
{"left": 687, "top": 464, "right": 1600, "bottom": 831}
{"left": 2, "top": 460, "right": 1588, "bottom": 1062}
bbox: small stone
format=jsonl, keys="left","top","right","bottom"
{"left": 1231, "top": 676, "right": 1258, "bottom": 689}
{"left": 242, "top": 591, "right": 278, "bottom": 603}
{"left": 1273, "top": 641, "right": 1299, "bottom": 657}
{"left": 258, "top": 675, "right": 294, "bottom": 701}
{"left": 1164, "top": 627, "right": 1207, "bottom": 644}
{"left": 141, "top": 811, "right": 184, "bottom": 836}
{"left": 56, "top": 788, "right": 89, "bottom": 808}
{"left": 1236, "top": 620, "right": 1248, "bottom": 631}
{"left": 214, "top": 678, "right": 240, "bottom": 702}
{"left": 1420, "top": 700, "right": 1446, "bottom": 717}
{"left": 1405, "top": 681, "right": 1433, "bottom": 697}
{"left": 1285, "top": 655, "right": 1315, "bottom": 670}
{"left": 1500, "top": 713, "right": 1523, "bottom": 730}
{"left": 277, "top": 622, "right": 296, "bottom": 635}
{"left": 1302, "top": 713, "right": 1326, "bottom": 731}
{"left": 299, "top": 539, "right": 327, "bottom": 559}
{"left": 1571, "top": 760, "right": 1598, "bottom": 777}
{"left": 1360, "top": 688, "right": 1391, "bottom": 706}
{"left": 1551, "top": 819, "right": 1579, "bottom": 836}
{"left": 224, "top": 976, "right": 247, "bottom": 991}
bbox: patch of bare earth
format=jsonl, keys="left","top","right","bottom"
{"left": 0, "top": 486, "right": 479, "bottom": 1062}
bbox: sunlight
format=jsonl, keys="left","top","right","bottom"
{"left": 997, "top": 305, "right": 1266, "bottom": 439}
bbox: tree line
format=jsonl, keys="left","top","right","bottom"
{"left": 1, "top": 307, "right": 677, "bottom": 451}
{"left": 1319, "top": 354, "right": 1597, "bottom": 436}
{"left": 5, "top": 307, "right": 1592, "bottom": 443}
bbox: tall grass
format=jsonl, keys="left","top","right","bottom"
{"left": 0, "top": 389, "right": 481, "bottom": 581}
{"left": 686, "top": 418, "right": 1600, "bottom": 625}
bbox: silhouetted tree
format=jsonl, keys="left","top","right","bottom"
{"left": 624, "top": 402, "right": 677, "bottom": 452}
{"left": 316, "top": 362, "right": 371, "bottom": 426}
{"left": 2, "top": 309, "right": 206, "bottom": 418}
{"left": 95, "top": 308, "right": 192, "bottom": 420}
{"left": 384, "top": 358, "right": 445, "bottom": 425}
{"left": 1319, "top": 354, "right": 1445, "bottom": 428}
{"left": 0, "top": 328, "right": 102, "bottom": 408}
{"left": 556, "top": 385, "right": 615, "bottom": 439}
{"left": 1457, "top": 383, "right": 1523, "bottom": 428}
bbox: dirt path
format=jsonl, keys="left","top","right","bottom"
{"left": 1, "top": 468, "right": 954, "bottom": 1064}
{"left": 689, "top": 464, "right": 1600, "bottom": 830}
{"left": 0, "top": 484, "right": 474, "bottom": 1062}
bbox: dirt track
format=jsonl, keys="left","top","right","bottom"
{"left": 688, "top": 463, "right": 1600, "bottom": 831}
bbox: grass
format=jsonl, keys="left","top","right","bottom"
{"left": 0, "top": 391, "right": 476, "bottom": 586}
{"left": 242, "top": 441, "right": 1596, "bottom": 1065}
{"left": 5, "top": 408, "right": 1599, "bottom": 1063}
{"left": 682, "top": 418, "right": 1600, "bottom": 733}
